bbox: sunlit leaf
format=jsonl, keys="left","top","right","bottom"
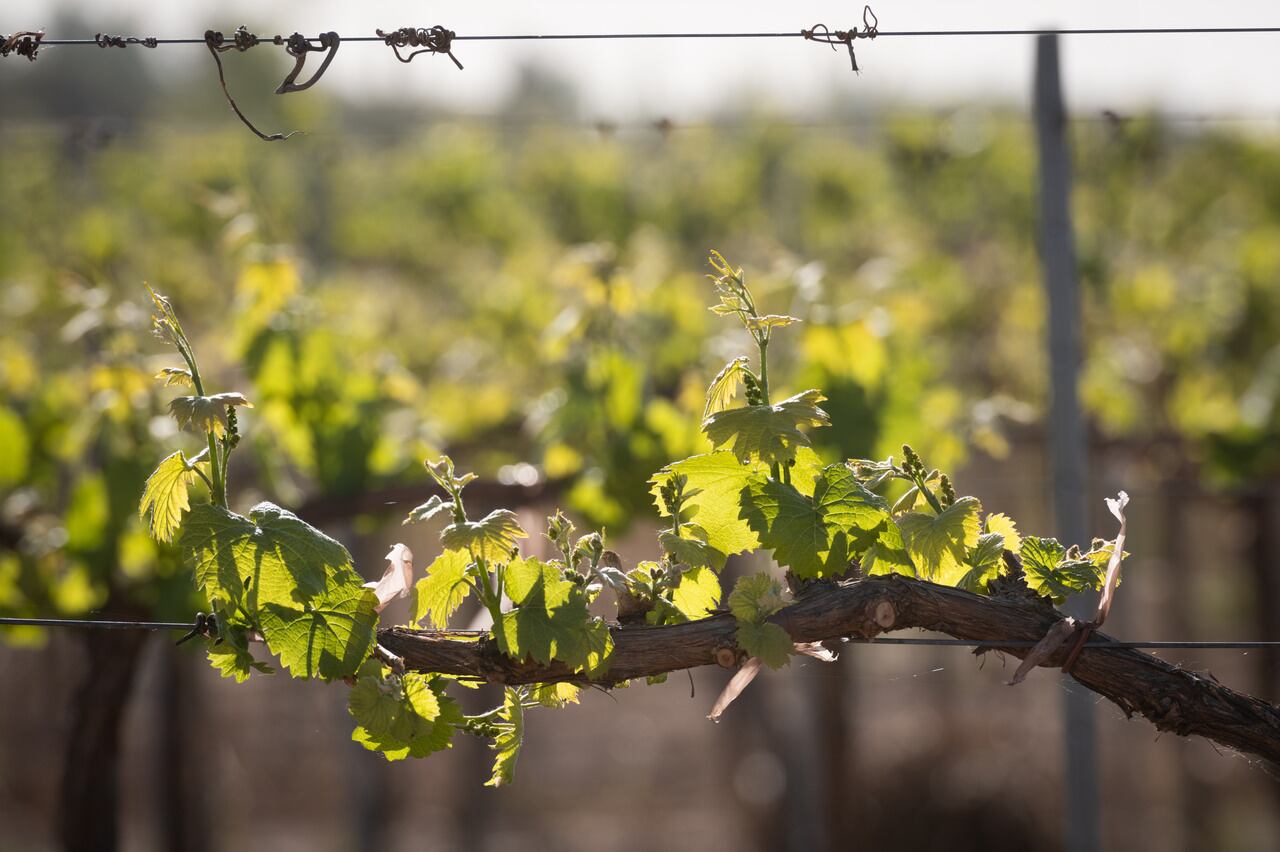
{"left": 410, "top": 550, "right": 472, "bottom": 629}
{"left": 169, "top": 392, "right": 253, "bottom": 437}
{"left": 740, "top": 464, "right": 889, "bottom": 578}
{"left": 702, "top": 389, "right": 830, "bottom": 465}
{"left": 897, "top": 497, "right": 982, "bottom": 587}
{"left": 485, "top": 688, "right": 526, "bottom": 787}
{"left": 704, "top": 356, "right": 752, "bottom": 418}
{"left": 139, "top": 451, "right": 202, "bottom": 543}
{"left": 441, "top": 509, "right": 526, "bottom": 563}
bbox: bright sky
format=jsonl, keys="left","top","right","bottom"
{"left": 9, "top": 1, "right": 1280, "bottom": 120}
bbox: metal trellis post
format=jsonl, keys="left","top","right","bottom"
{"left": 1034, "top": 32, "right": 1101, "bottom": 852}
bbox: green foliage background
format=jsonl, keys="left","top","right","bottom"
{"left": 3, "top": 103, "right": 1280, "bottom": 635}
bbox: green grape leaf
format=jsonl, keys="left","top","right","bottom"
{"left": 206, "top": 620, "right": 273, "bottom": 682}
{"left": 728, "top": 573, "right": 790, "bottom": 622}
{"left": 1020, "top": 536, "right": 1106, "bottom": 604}
{"left": 181, "top": 501, "right": 376, "bottom": 680}
{"left": 736, "top": 621, "right": 793, "bottom": 670}
{"left": 496, "top": 558, "right": 612, "bottom": 673}
{"left": 704, "top": 356, "right": 752, "bottom": 418}
{"left": 670, "top": 566, "right": 721, "bottom": 621}
{"left": 155, "top": 367, "right": 194, "bottom": 388}
{"left": 168, "top": 392, "right": 253, "bottom": 437}
{"left": 180, "top": 503, "right": 257, "bottom": 605}
{"left": 985, "top": 512, "right": 1022, "bottom": 554}
{"left": 139, "top": 451, "right": 202, "bottom": 543}
{"left": 410, "top": 550, "right": 472, "bottom": 629}
{"left": 258, "top": 580, "right": 378, "bottom": 681}
{"left": 701, "top": 389, "right": 830, "bottom": 465}
{"left": 485, "top": 688, "right": 526, "bottom": 787}
{"left": 349, "top": 661, "right": 462, "bottom": 761}
{"left": 743, "top": 314, "right": 801, "bottom": 331}
{"left": 441, "top": 509, "right": 527, "bottom": 563}
{"left": 651, "top": 452, "right": 760, "bottom": 556}
{"left": 861, "top": 520, "right": 915, "bottom": 577}
{"left": 740, "top": 464, "right": 890, "bottom": 579}
{"left": 404, "top": 495, "right": 456, "bottom": 526}
{"left": 897, "top": 497, "right": 983, "bottom": 587}
{"left": 658, "top": 530, "right": 726, "bottom": 571}
{"left": 530, "top": 682, "right": 580, "bottom": 708}
{"left": 955, "top": 532, "right": 1007, "bottom": 594}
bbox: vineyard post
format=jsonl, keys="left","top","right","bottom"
{"left": 1035, "top": 33, "right": 1101, "bottom": 852}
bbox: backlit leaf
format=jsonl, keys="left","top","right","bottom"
{"left": 441, "top": 509, "right": 527, "bottom": 563}
{"left": 410, "top": 549, "right": 472, "bottom": 629}
{"left": 740, "top": 464, "right": 890, "bottom": 578}
{"left": 139, "top": 451, "right": 202, "bottom": 543}
{"left": 897, "top": 496, "right": 982, "bottom": 587}
{"left": 736, "top": 621, "right": 793, "bottom": 670}
{"left": 702, "top": 389, "right": 830, "bottom": 465}
{"left": 168, "top": 392, "right": 253, "bottom": 437}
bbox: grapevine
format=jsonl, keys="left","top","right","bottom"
{"left": 141, "top": 252, "right": 1128, "bottom": 785}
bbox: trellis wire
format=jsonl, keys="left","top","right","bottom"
{"left": 28, "top": 26, "right": 1280, "bottom": 47}
{"left": 2, "top": 615, "right": 1278, "bottom": 650}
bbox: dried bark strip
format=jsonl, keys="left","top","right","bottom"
{"left": 378, "top": 574, "right": 1280, "bottom": 763}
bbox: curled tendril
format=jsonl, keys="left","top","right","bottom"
{"left": 376, "top": 25, "right": 463, "bottom": 69}
{"left": 1, "top": 30, "right": 44, "bottom": 61}
{"left": 801, "top": 5, "right": 878, "bottom": 72}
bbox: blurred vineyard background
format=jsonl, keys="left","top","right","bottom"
{"left": 4, "top": 12, "right": 1280, "bottom": 852}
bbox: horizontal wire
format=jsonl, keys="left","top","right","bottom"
{"left": 2, "top": 615, "right": 1278, "bottom": 650}
{"left": 31, "top": 26, "right": 1280, "bottom": 48}
{"left": 0, "top": 616, "right": 197, "bottom": 631}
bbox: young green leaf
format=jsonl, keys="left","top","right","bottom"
{"left": 441, "top": 509, "right": 527, "bottom": 563}
{"left": 495, "top": 558, "right": 612, "bottom": 673}
{"left": 349, "top": 661, "right": 462, "bottom": 761}
{"left": 670, "top": 566, "right": 722, "bottom": 621}
{"left": 205, "top": 619, "right": 273, "bottom": 682}
{"left": 404, "top": 494, "right": 456, "bottom": 526}
{"left": 168, "top": 392, "right": 253, "bottom": 437}
{"left": 736, "top": 621, "right": 793, "bottom": 670}
{"left": 180, "top": 503, "right": 257, "bottom": 605}
{"left": 651, "top": 452, "right": 761, "bottom": 556}
{"left": 530, "top": 681, "right": 580, "bottom": 708}
{"left": 740, "top": 464, "right": 890, "bottom": 579}
{"left": 155, "top": 367, "right": 194, "bottom": 388}
{"left": 139, "top": 450, "right": 203, "bottom": 543}
{"left": 955, "top": 532, "right": 1007, "bottom": 594}
{"left": 985, "top": 512, "right": 1022, "bottom": 554}
{"left": 860, "top": 520, "right": 915, "bottom": 577}
{"left": 704, "top": 356, "right": 752, "bottom": 418}
{"left": 658, "top": 530, "right": 726, "bottom": 571}
{"left": 485, "top": 688, "right": 526, "bottom": 787}
{"left": 897, "top": 496, "right": 983, "bottom": 587}
{"left": 257, "top": 580, "right": 378, "bottom": 681}
{"left": 728, "top": 573, "right": 790, "bottom": 623}
{"left": 410, "top": 549, "right": 472, "bottom": 629}
{"left": 701, "top": 389, "right": 830, "bottom": 465}
{"left": 1020, "top": 536, "right": 1105, "bottom": 604}
{"left": 743, "top": 314, "right": 801, "bottom": 332}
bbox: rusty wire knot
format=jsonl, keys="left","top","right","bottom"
{"left": 377, "top": 26, "right": 463, "bottom": 69}
{"left": 94, "top": 33, "right": 159, "bottom": 49}
{"left": 802, "top": 5, "right": 878, "bottom": 72}
{"left": 1, "top": 30, "right": 44, "bottom": 61}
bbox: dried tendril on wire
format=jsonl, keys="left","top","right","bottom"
{"left": 1, "top": 30, "right": 44, "bottom": 61}
{"left": 376, "top": 25, "right": 463, "bottom": 69}
{"left": 94, "top": 33, "right": 159, "bottom": 49}
{"left": 802, "top": 5, "right": 878, "bottom": 72}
